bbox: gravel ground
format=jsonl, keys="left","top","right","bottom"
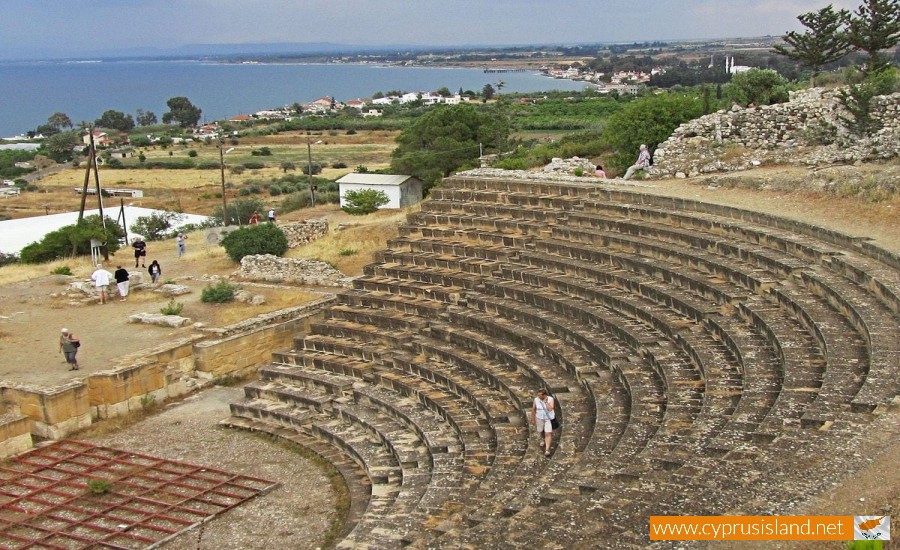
{"left": 85, "top": 386, "right": 342, "bottom": 550}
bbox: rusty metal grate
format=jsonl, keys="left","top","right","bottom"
{"left": 0, "top": 440, "right": 278, "bottom": 549}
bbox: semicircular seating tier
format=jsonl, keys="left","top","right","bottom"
{"left": 224, "top": 174, "right": 900, "bottom": 549}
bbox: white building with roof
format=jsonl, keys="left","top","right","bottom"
{"left": 336, "top": 174, "right": 423, "bottom": 210}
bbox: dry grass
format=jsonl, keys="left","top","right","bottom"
{"left": 287, "top": 207, "right": 412, "bottom": 276}
{"left": 194, "top": 288, "right": 320, "bottom": 327}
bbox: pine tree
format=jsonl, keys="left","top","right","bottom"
{"left": 846, "top": 0, "right": 900, "bottom": 75}
{"left": 772, "top": 4, "right": 851, "bottom": 86}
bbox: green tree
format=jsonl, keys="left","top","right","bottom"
{"left": 162, "top": 96, "right": 202, "bottom": 128}
{"left": 43, "top": 131, "right": 81, "bottom": 163}
{"left": 602, "top": 92, "right": 704, "bottom": 172}
{"left": 390, "top": 104, "right": 509, "bottom": 193}
{"left": 131, "top": 211, "right": 184, "bottom": 241}
{"left": 212, "top": 197, "right": 266, "bottom": 226}
{"left": 482, "top": 84, "right": 496, "bottom": 101}
{"left": 846, "top": 0, "right": 900, "bottom": 75}
{"left": 436, "top": 86, "right": 452, "bottom": 97}
{"left": 95, "top": 110, "right": 135, "bottom": 132}
{"left": 772, "top": 4, "right": 851, "bottom": 86}
{"left": 341, "top": 188, "right": 389, "bottom": 215}
{"left": 47, "top": 112, "right": 73, "bottom": 132}
{"left": 723, "top": 69, "right": 791, "bottom": 106}
{"left": 220, "top": 223, "right": 289, "bottom": 263}
{"left": 135, "top": 109, "right": 157, "bottom": 126}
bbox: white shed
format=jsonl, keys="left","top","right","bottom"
{"left": 336, "top": 174, "right": 423, "bottom": 210}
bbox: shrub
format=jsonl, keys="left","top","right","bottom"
{"left": 269, "top": 186, "right": 282, "bottom": 196}
{"left": 201, "top": 280, "right": 237, "bottom": 303}
{"left": 341, "top": 188, "right": 389, "bottom": 215}
{"left": 0, "top": 252, "right": 19, "bottom": 267}
{"left": 19, "top": 215, "right": 125, "bottom": 264}
{"left": 331, "top": 161, "right": 348, "bottom": 169}
{"left": 243, "top": 162, "right": 264, "bottom": 170}
{"left": 220, "top": 223, "right": 289, "bottom": 262}
{"left": 160, "top": 299, "right": 184, "bottom": 315}
{"left": 86, "top": 479, "right": 113, "bottom": 496}
{"left": 51, "top": 266, "right": 72, "bottom": 275}
{"left": 187, "top": 149, "right": 198, "bottom": 157}
{"left": 302, "top": 162, "right": 322, "bottom": 175}
{"left": 338, "top": 248, "right": 357, "bottom": 256}
{"left": 230, "top": 165, "right": 246, "bottom": 175}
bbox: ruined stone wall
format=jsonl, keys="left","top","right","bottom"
{"left": 234, "top": 255, "right": 352, "bottom": 287}
{"left": 280, "top": 218, "right": 329, "bottom": 248}
{"left": 652, "top": 89, "right": 900, "bottom": 177}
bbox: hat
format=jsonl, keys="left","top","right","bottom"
{"left": 61, "top": 328, "right": 68, "bottom": 333}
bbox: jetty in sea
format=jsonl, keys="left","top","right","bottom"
{"left": 483, "top": 68, "right": 529, "bottom": 73}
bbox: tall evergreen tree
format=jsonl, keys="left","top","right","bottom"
{"left": 772, "top": 4, "right": 851, "bottom": 86}
{"left": 846, "top": 0, "right": 900, "bottom": 75}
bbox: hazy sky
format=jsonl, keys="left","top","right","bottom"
{"left": 1, "top": 0, "right": 861, "bottom": 59}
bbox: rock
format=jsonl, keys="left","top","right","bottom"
{"left": 675, "top": 172, "right": 687, "bottom": 179}
{"left": 234, "top": 290, "right": 267, "bottom": 305}
{"left": 281, "top": 219, "right": 329, "bottom": 248}
{"left": 154, "top": 284, "right": 191, "bottom": 297}
{"left": 128, "top": 313, "right": 191, "bottom": 327}
{"left": 541, "top": 156, "right": 596, "bottom": 176}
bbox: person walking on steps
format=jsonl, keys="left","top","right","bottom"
{"left": 531, "top": 389, "right": 556, "bottom": 457}
{"left": 623, "top": 144, "right": 652, "bottom": 180}
{"left": 59, "top": 328, "right": 80, "bottom": 370}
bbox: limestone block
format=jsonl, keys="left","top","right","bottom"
{"left": 153, "top": 284, "right": 191, "bottom": 297}
{"left": 129, "top": 313, "right": 192, "bottom": 327}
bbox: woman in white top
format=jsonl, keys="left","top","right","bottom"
{"left": 531, "top": 389, "right": 556, "bottom": 457}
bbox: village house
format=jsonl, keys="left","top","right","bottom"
{"left": 82, "top": 131, "right": 110, "bottom": 148}
{"left": 336, "top": 173, "right": 423, "bottom": 210}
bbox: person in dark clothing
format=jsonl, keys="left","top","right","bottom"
{"left": 132, "top": 237, "right": 147, "bottom": 267}
{"left": 148, "top": 260, "right": 162, "bottom": 284}
{"left": 114, "top": 265, "right": 130, "bottom": 301}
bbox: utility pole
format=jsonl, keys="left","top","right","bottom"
{"left": 219, "top": 142, "right": 234, "bottom": 226}
{"left": 307, "top": 133, "right": 316, "bottom": 207}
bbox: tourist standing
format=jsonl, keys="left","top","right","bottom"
{"left": 114, "top": 265, "right": 130, "bottom": 301}
{"left": 148, "top": 260, "right": 162, "bottom": 284}
{"left": 59, "top": 328, "right": 80, "bottom": 370}
{"left": 132, "top": 237, "right": 147, "bottom": 268}
{"left": 249, "top": 211, "right": 261, "bottom": 225}
{"left": 530, "top": 389, "right": 556, "bottom": 457}
{"left": 91, "top": 263, "right": 113, "bottom": 305}
{"left": 623, "top": 144, "right": 652, "bottom": 180}
{"left": 267, "top": 208, "right": 276, "bottom": 223}
{"left": 176, "top": 233, "right": 187, "bottom": 257}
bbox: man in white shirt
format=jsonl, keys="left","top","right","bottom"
{"left": 531, "top": 389, "right": 556, "bottom": 457}
{"left": 91, "top": 263, "right": 113, "bottom": 305}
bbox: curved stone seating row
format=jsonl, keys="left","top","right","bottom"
{"left": 226, "top": 175, "right": 899, "bottom": 547}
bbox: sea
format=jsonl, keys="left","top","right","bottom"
{"left": 0, "top": 59, "right": 588, "bottom": 137}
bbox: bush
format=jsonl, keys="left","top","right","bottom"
{"left": 243, "top": 162, "right": 265, "bottom": 170}
{"left": 338, "top": 248, "right": 357, "bottom": 256}
{"left": 201, "top": 280, "right": 237, "bottom": 303}
{"left": 220, "top": 223, "right": 289, "bottom": 262}
{"left": 0, "top": 252, "right": 19, "bottom": 267}
{"left": 19, "top": 215, "right": 125, "bottom": 264}
{"left": 51, "top": 266, "right": 72, "bottom": 275}
{"left": 86, "top": 479, "right": 112, "bottom": 496}
{"left": 187, "top": 149, "right": 198, "bottom": 157}
{"left": 331, "top": 161, "right": 348, "bottom": 169}
{"left": 301, "top": 162, "right": 322, "bottom": 175}
{"left": 160, "top": 299, "right": 184, "bottom": 315}
{"left": 230, "top": 165, "right": 246, "bottom": 175}
{"left": 341, "top": 188, "right": 389, "bottom": 215}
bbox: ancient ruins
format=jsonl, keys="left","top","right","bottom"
{"left": 223, "top": 172, "right": 900, "bottom": 547}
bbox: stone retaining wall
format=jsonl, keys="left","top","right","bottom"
{"left": 234, "top": 255, "right": 352, "bottom": 287}
{"left": 653, "top": 89, "right": 900, "bottom": 177}
{"left": 194, "top": 297, "right": 334, "bottom": 378}
{"left": 281, "top": 218, "right": 329, "bottom": 248}
{"left": 0, "top": 296, "right": 335, "bottom": 453}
